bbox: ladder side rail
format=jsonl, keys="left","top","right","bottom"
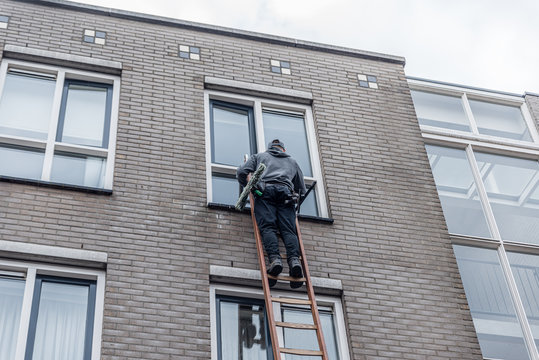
{"left": 295, "top": 218, "right": 329, "bottom": 360}
{"left": 249, "top": 190, "right": 282, "bottom": 360}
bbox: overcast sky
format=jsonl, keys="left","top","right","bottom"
{"left": 71, "top": 0, "right": 539, "bottom": 95}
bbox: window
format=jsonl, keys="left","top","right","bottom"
{"left": 205, "top": 91, "right": 328, "bottom": 218}
{"left": 212, "top": 288, "right": 349, "bottom": 360}
{"left": 411, "top": 78, "right": 539, "bottom": 359}
{"left": 411, "top": 88, "right": 537, "bottom": 143}
{"left": 0, "top": 259, "right": 105, "bottom": 360}
{"left": 0, "top": 59, "right": 120, "bottom": 190}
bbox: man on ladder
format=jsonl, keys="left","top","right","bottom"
{"left": 237, "top": 139, "right": 306, "bottom": 288}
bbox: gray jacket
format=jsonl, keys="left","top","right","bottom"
{"left": 237, "top": 147, "right": 307, "bottom": 196}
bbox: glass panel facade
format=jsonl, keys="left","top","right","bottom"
{"left": 453, "top": 245, "right": 529, "bottom": 360}
{"left": 50, "top": 153, "right": 106, "bottom": 188}
{"left": 410, "top": 90, "right": 470, "bottom": 132}
{"left": 282, "top": 307, "right": 339, "bottom": 360}
{"left": 0, "top": 72, "right": 55, "bottom": 140}
{"left": 469, "top": 100, "right": 532, "bottom": 141}
{"left": 59, "top": 83, "right": 109, "bottom": 148}
{"left": 0, "top": 277, "right": 25, "bottom": 359}
{"left": 0, "top": 145, "right": 44, "bottom": 180}
{"left": 212, "top": 104, "right": 253, "bottom": 167}
{"left": 425, "top": 145, "right": 490, "bottom": 237}
{"left": 32, "top": 281, "right": 89, "bottom": 360}
{"left": 263, "top": 111, "right": 312, "bottom": 177}
{"left": 475, "top": 152, "right": 539, "bottom": 245}
{"left": 507, "top": 252, "right": 539, "bottom": 350}
{"left": 218, "top": 298, "right": 270, "bottom": 360}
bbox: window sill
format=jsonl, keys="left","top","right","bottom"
{"left": 207, "top": 202, "right": 334, "bottom": 224}
{"left": 0, "top": 175, "right": 113, "bottom": 195}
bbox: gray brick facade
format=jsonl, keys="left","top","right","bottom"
{"left": 0, "top": 0, "right": 483, "bottom": 358}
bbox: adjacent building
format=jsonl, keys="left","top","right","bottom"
{"left": 0, "top": 0, "right": 537, "bottom": 359}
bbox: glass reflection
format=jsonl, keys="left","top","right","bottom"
{"left": 0, "top": 71, "right": 55, "bottom": 140}
{"left": 263, "top": 111, "right": 312, "bottom": 177}
{"left": 425, "top": 145, "right": 490, "bottom": 237}
{"left": 410, "top": 90, "right": 470, "bottom": 132}
{"left": 475, "top": 152, "right": 539, "bottom": 244}
{"left": 282, "top": 307, "right": 339, "bottom": 360}
{"left": 0, "top": 145, "right": 44, "bottom": 180}
{"left": 50, "top": 152, "right": 106, "bottom": 188}
{"left": 212, "top": 104, "right": 253, "bottom": 166}
{"left": 469, "top": 100, "right": 532, "bottom": 142}
{"left": 219, "top": 298, "right": 269, "bottom": 360}
{"left": 212, "top": 176, "right": 241, "bottom": 205}
{"left": 507, "top": 252, "right": 539, "bottom": 351}
{"left": 59, "top": 83, "right": 109, "bottom": 148}
{"left": 453, "top": 245, "right": 529, "bottom": 360}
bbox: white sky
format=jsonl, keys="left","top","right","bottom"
{"left": 71, "top": 0, "right": 539, "bottom": 94}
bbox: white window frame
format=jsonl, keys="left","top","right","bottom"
{"left": 0, "top": 258, "right": 106, "bottom": 360}
{"left": 204, "top": 90, "right": 328, "bottom": 217}
{"left": 410, "top": 78, "right": 539, "bottom": 360}
{"left": 209, "top": 283, "right": 350, "bottom": 360}
{"left": 0, "top": 59, "right": 121, "bottom": 190}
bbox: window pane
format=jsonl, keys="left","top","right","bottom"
{"left": 50, "top": 152, "right": 106, "bottom": 188}
{"left": 507, "top": 252, "right": 539, "bottom": 351}
{"left": 0, "top": 72, "right": 55, "bottom": 140}
{"left": 59, "top": 83, "right": 109, "bottom": 148}
{"left": 299, "top": 188, "right": 318, "bottom": 217}
{"left": 475, "top": 152, "right": 539, "bottom": 244}
{"left": 282, "top": 307, "right": 339, "bottom": 360}
{"left": 0, "top": 277, "right": 25, "bottom": 359}
{"left": 218, "top": 299, "right": 269, "bottom": 360}
{"left": 263, "top": 111, "right": 313, "bottom": 177}
{"left": 425, "top": 145, "right": 490, "bottom": 238}
{"left": 212, "top": 104, "right": 253, "bottom": 166}
{"left": 0, "top": 145, "right": 44, "bottom": 180}
{"left": 212, "top": 175, "right": 240, "bottom": 205}
{"left": 469, "top": 100, "right": 532, "bottom": 141}
{"left": 410, "top": 90, "right": 470, "bottom": 132}
{"left": 32, "top": 281, "right": 90, "bottom": 360}
{"left": 453, "top": 245, "right": 529, "bottom": 360}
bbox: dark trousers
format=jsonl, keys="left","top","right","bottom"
{"left": 254, "top": 184, "right": 299, "bottom": 259}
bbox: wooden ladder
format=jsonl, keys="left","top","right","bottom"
{"left": 248, "top": 190, "right": 329, "bottom": 359}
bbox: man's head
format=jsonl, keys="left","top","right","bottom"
{"left": 268, "top": 139, "right": 285, "bottom": 152}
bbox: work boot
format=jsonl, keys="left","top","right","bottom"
{"left": 267, "top": 255, "right": 283, "bottom": 287}
{"left": 288, "top": 257, "right": 303, "bottom": 289}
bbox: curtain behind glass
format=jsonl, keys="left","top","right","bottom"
{"left": 0, "top": 278, "right": 25, "bottom": 359}
{"left": 31, "top": 282, "right": 89, "bottom": 360}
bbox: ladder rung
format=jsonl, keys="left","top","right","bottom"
{"left": 271, "top": 297, "right": 312, "bottom": 305}
{"left": 280, "top": 348, "right": 324, "bottom": 356}
{"left": 275, "top": 321, "right": 317, "bottom": 330}
{"left": 267, "top": 274, "right": 306, "bottom": 282}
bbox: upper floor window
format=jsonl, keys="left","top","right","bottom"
{"left": 410, "top": 88, "right": 537, "bottom": 143}
{"left": 0, "top": 59, "right": 120, "bottom": 190}
{"left": 205, "top": 91, "right": 328, "bottom": 218}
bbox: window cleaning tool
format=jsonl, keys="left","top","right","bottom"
{"left": 235, "top": 162, "right": 266, "bottom": 211}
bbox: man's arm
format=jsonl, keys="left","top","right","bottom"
{"left": 236, "top": 155, "right": 257, "bottom": 187}
{"left": 292, "top": 164, "right": 307, "bottom": 197}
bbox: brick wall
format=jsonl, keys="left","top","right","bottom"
{"left": 0, "top": 0, "right": 482, "bottom": 358}
{"left": 526, "top": 93, "right": 539, "bottom": 132}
